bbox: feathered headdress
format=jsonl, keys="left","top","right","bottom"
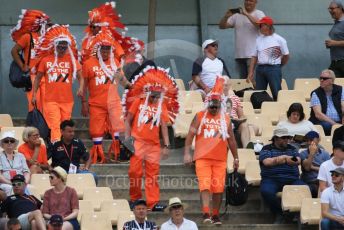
{"left": 34, "top": 24, "right": 78, "bottom": 79}
{"left": 199, "top": 76, "right": 229, "bottom": 140}
{"left": 84, "top": 29, "right": 120, "bottom": 83}
{"left": 10, "top": 9, "right": 50, "bottom": 42}
{"left": 119, "top": 36, "right": 145, "bottom": 64}
{"left": 122, "top": 66, "right": 179, "bottom": 128}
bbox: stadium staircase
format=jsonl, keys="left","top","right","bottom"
{"left": 13, "top": 117, "right": 318, "bottom": 230}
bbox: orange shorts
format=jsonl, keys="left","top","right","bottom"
{"left": 195, "top": 158, "right": 227, "bottom": 193}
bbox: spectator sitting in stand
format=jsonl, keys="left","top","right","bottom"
{"left": 300, "top": 131, "right": 331, "bottom": 198}
{"left": 6, "top": 218, "right": 21, "bottom": 230}
{"left": 18, "top": 127, "right": 50, "bottom": 174}
{"left": 332, "top": 114, "right": 344, "bottom": 145}
{"left": 123, "top": 200, "right": 157, "bottom": 230}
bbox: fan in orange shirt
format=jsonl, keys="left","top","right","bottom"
{"left": 10, "top": 9, "right": 51, "bottom": 112}
{"left": 32, "top": 25, "right": 84, "bottom": 142}
{"left": 81, "top": 1, "right": 126, "bottom": 64}
{"left": 18, "top": 127, "right": 50, "bottom": 174}
{"left": 184, "top": 76, "right": 239, "bottom": 225}
{"left": 123, "top": 67, "right": 179, "bottom": 211}
{"left": 82, "top": 29, "right": 131, "bottom": 163}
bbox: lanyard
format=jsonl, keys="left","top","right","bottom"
{"left": 134, "top": 220, "right": 146, "bottom": 230}
{"left": 4, "top": 152, "right": 14, "bottom": 169}
{"left": 62, "top": 144, "right": 73, "bottom": 161}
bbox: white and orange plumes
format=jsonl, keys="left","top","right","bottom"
{"left": 10, "top": 9, "right": 50, "bottom": 42}
{"left": 34, "top": 24, "right": 78, "bottom": 79}
{"left": 122, "top": 66, "right": 180, "bottom": 128}
{"left": 199, "top": 76, "right": 229, "bottom": 140}
{"left": 84, "top": 29, "right": 119, "bottom": 83}
{"left": 119, "top": 36, "right": 145, "bottom": 64}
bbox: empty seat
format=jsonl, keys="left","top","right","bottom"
{"left": 259, "top": 126, "right": 275, "bottom": 138}
{"left": 100, "top": 200, "right": 131, "bottom": 225}
{"left": 227, "top": 148, "right": 257, "bottom": 173}
{"left": 300, "top": 198, "right": 321, "bottom": 225}
{"left": 0, "top": 127, "right": 26, "bottom": 146}
{"left": 173, "top": 113, "right": 194, "bottom": 138}
{"left": 321, "top": 137, "right": 333, "bottom": 153}
{"left": 335, "top": 78, "right": 344, "bottom": 85}
{"left": 313, "top": 125, "right": 326, "bottom": 138}
{"left": 174, "top": 78, "right": 185, "bottom": 91}
{"left": 277, "top": 90, "right": 306, "bottom": 103}
{"left": 80, "top": 212, "right": 112, "bottom": 230}
{"left": 241, "top": 102, "right": 255, "bottom": 115}
{"left": 30, "top": 174, "right": 52, "bottom": 198}
{"left": 294, "top": 78, "right": 319, "bottom": 101}
{"left": 78, "top": 200, "right": 94, "bottom": 222}
{"left": 117, "top": 211, "right": 135, "bottom": 230}
{"left": 246, "top": 114, "right": 272, "bottom": 126}
{"left": 178, "top": 90, "right": 203, "bottom": 112}
{"left": 0, "top": 114, "right": 13, "bottom": 127}
{"left": 26, "top": 184, "right": 42, "bottom": 201}
{"left": 261, "top": 102, "right": 288, "bottom": 125}
{"left": 191, "top": 102, "right": 205, "bottom": 114}
{"left": 66, "top": 174, "right": 96, "bottom": 199}
{"left": 245, "top": 160, "right": 261, "bottom": 186}
{"left": 230, "top": 79, "right": 254, "bottom": 92}
{"left": 281, "top": 185, "right": 312, "bottom": 212}
{"left": 83, "top": 187, "right": 113, "bottom": 211}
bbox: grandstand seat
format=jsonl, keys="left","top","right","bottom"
{"left": 300, "top": 198, "right": 321, "bottom": 225}
{"left": 259, "top": 125, "right": 275, "bottom": 138}
{"left": 100, "top": 200, "right": 131, "bottom": 225}
{"left": 173, "top": 113, "right": 194, "bottom": 138}
{"left": 78, "top": 200, "right": 94, "bottom": 222}
{"left": 335, "top": 78, "right": 344, "bottom": 85}
{"left": 246, "top": 114, "right": 272, "bottom": 127}
{"left": 294, "top": 78, "right": 318, "bottom": 101}
{"left": 117, "top": 211, "right": 135, "bottom": 230}
{"left": 267, "top": 79, "right": 288, "bottom": 95}
{"left": 281, "top": 185, "right": 312, "bottom": 212}
{"left": 0, "top": 126, "right": 26, "bottom": 146}
{"left": 83, "top": 187, "right": 113, "bottom": 211}
{"left": 277, "top": 90, "right": 306, "bottom": 103}
{"left": 245, "top": 160, "right": 261, "bottom": 186}
{"left": 261, "top": 102, "right": 288, "bottom": 125}
{"left": 178, "top": 90, "right": 203, "bottom": 113}
{"left": 80, "top": 212, "right": 112, "bottom": 230}
{"left": 174, "top": 78, "right": 186, "bottom": 90}
{"left": 313, "top": 125, "right": 326, "bottom": 138}
{"left": 191, "top": 102, "right": 205, "bottom": 114}
{"left": 230, "top": 79, "right": 254, "bottom": 92}
{"left": 227, "top": 148, "right": 257, "bottom": 173}
{"left": 321, "top": 137, "right": 333, "bottom": 153}
{"left": 243, "top": 90, "right": 265, "bottom": 102}
{"left": 0, "top": 114, "right": 13, "bottom": 127}
{"left": 27, "top": 184, "right": 42, "bottom": 201}
{"left": 30, "top": 174, "right": 52, "bottom": 198}
{"left": 331, "top": 124, "right": 342, "bottom": 137}
{"left": 241, "top": 102, "right": 255, "bottom": 115}
{"left": 66, "top": 174, "right": 96, "bottom": 199}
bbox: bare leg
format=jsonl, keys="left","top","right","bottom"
{"left": 201, "top": 190, "right": 211, "bottom": 211}
{"left": 62, "top": 221, "right": 73, "bottom": 230}
{"left": 212, "top": 193, "right": 223, "bottom": 214}
{"left": 28, "top": 210, "right": 46, "bottom": 230}
{"left": 239, "top": 122, "right": 250, "bottom": 148}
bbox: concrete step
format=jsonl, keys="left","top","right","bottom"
{"left": 12, "top": 117, "right": 89, "bottom": 129}
{"left": 91, "top": 163, "right": 194, "bottom": 175}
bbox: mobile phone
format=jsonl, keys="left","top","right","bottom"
{"left": 291, "top": 156, "right": 298, "bottom": 162}
{"left": 229, "top": 8, "right": 241, "bottom": 14}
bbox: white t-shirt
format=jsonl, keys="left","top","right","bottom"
{"left": 198, "top": 57, "right": 224, "bottom": 88}
{"left": 227, "top": 10, "right": 265, "bottom": 59}
{"left": 317, "top": 159, "right": 344, "bottom": 187}
{"left": 277, "top": 120, "right": 316, "bottom": 136}
{"left": 160, "top": 218, "right": 198, "bottom": 230}
{"left": 254, "top": 33, "right": 289, "bottom": 65}
{"left": 321, "top": 185, "right": 344, "bottom": 216}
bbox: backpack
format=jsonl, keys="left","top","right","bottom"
{"left": 26, "top": 107, "right": 51, "bottom": 141}
{"left": 225, "top": 169, "right": 248, "bottom": 206}
{"left": 250, "top": 91, "right": 273, "bottom": 109}
{"left": 9, "top": 33, "right": 33, "bottom": 91}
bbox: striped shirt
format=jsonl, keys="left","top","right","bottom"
{"left": 227, "top": 94, "right": 242, "bottom": 119}
{"left": 123, "top": 220, "right": 157, "bottom": 230}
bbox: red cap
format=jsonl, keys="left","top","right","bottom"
{"left": 257, "top": 16, "right": 274, "bottom": 26}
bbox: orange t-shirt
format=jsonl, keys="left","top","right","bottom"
{"left": 18, "top": 143, "right": 48, "bottom": 166}
{"left": 16, "top": 32, "right": 40, "bottom": 68}
{"left": 194, "top": 111, "right": 230, "bottom": 161}
{"left": 38, "top": 54, "right": 81, "bottom": 103}
{"left": 129, "top": 98, "right": 169, "bottom": 144}
{"left": 82, "top": 57, "right": 121, "bottom": 106}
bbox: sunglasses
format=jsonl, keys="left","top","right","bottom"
{"left": 170, "top": 205, "right": 183, "bottom": 210}
{"left": 319, "top": 77, "right": 332, "bottom": 81}
{"left": 331, "top": 172, "right": 341, "bottom": 177}
{"left": 12, "top": 182, "right": 24, "bottom": 187}
{"left": 209, "top": 105, "right": 220, "bottom": 109}
{"left": 207, "top": 43, "right": 218, "bottom": 48}
{"left": 278, "top": 136, "right": 291, "bottom": 140}
{"left": 3, "top": 139, "right": 16, "bottom": 144}
{"left": 57, "top": 45, "right": 68, "bottom": 50}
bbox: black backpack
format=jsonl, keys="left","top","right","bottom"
{"left": 225, "top": 169, "right": 248, "bottom": 206}
{"left": 26, "top": 107, "right": 51, "bottom": 141}
{"left": 250, "top": 91, "right": 273, "bottom": 109}
{"left": 9, "top": 33, "right": 33, "bottom": 91}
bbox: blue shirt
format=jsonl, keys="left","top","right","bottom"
{"left": 259, "top": 144, "right": 300, "bottom": 181}
{"left": 300, "top": 147, "right": 331, "bottom": 183}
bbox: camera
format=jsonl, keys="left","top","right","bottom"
{"left": 229, "top": 8, "right": 242, "bottom": 14}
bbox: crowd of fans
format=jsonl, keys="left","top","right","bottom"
{"left": 1, "top": 0, "right": 344, "bottom": 229}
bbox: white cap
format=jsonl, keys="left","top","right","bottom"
{"left": 0, "top": 131, "right": 17, "bottom": 142}
{"left": 202, "top": 39, "right": 218, "bottom": 50}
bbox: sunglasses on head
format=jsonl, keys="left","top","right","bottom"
{"left": 12, "top": 182, "right": 24, "bottom": 187}
{"left": 319, "top": 77, "right": 332, "bottom": 81}
{"left": 3, "top": 139, "right": 15, "bottom": 144}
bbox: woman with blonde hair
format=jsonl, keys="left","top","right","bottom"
{"left": 18, "top": 127, "right": 50, "bottom": 174}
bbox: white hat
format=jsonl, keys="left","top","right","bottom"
{"left": 202, "top": 39, "right": 218, "bottom": 50}
{"left": 0, "top": 131, "right": 18, "bottom": 142}
{"left": 52, "top": 166, "right": 68, "bottom": 182}
{"left": 164, "top": 197, "right": 187, "bottom": 213}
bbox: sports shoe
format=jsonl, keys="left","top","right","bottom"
{"left": 202, "top": 213, "right": 212, "bottom": 224}
{"left": 211, "top": 215, "right": 222, "bottom": 225}
{"left": 151, "top": 203, "right": 167, "bottom": 212}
